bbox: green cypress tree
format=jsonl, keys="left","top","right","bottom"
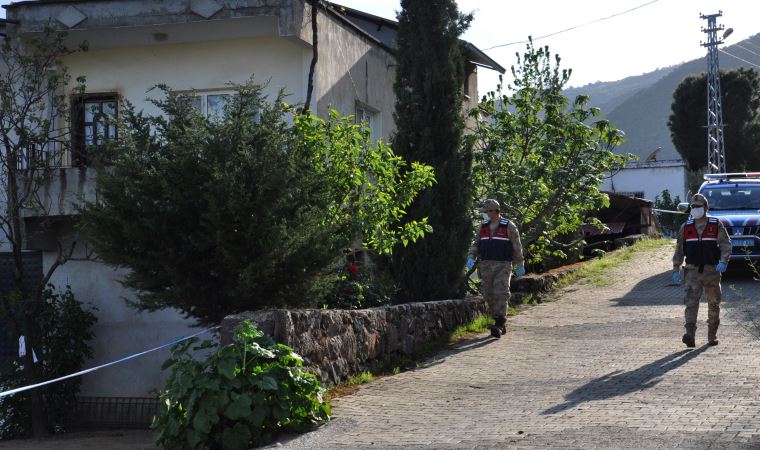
{"left": 390, "top": 0, "right": 474, "bottom": 302}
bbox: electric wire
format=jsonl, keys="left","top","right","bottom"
{"left": 734, "top": 43, "right": 760, "bottom": 60}
{"left": 741, "top": 41, "right": 760, "bottom": 53}
{"left": 483, "top": 0, "right": 662, "bottom": 51}
{"left": 719, "top": 49, "right": 760, "bottom": 70}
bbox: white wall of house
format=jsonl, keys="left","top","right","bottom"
{"left": 45, "top": 255, "right": 200, "bottom": 397}
{"left": 63, "top": 36, "right": 309, "bottom": 117}
{"left": 315, "top": 9, "right": 397, "bottom": 142}
{"left": 602, "top": 161, "right": 687, "bottom": 203}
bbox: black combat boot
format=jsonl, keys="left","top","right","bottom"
{"left": 682, "top": 323, "right": 696, "bottom": 348}
{"left": 495, "top": 316, "right": 507, "bottom": 334}
{"left": 708, "top": 322, "right": 719, "bottom": 346}
{"left": 490, "top": 324, "right": 501, "bottom": 339}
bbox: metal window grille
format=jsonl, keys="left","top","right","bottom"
{"left": 615, "top": 191, "right": 645, "bottom": 199}
{"left": 64, "top": 396, "right": 160, "bottom": 430}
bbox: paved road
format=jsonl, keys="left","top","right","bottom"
{"left": 4, "top": 244, "right": 759, "bottom": 449}
{"left": 281, "top": 244, "right": 760, "bottom": 449}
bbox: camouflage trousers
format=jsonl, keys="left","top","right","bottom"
{"left": 479, "top": 260, "right": 512, "bottom": 320}
{"left": 683, "top": 265, "right": 721, "bottom": 338}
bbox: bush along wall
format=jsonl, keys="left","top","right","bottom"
{"left": 152, "top": 321, "right": 330, "bottom": 450}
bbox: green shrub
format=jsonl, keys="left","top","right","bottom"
{"left": 152, "top": 320, "right": 330, "bottom": 450}
{"left": 0, "top": 285, "right": 97, "bottom": 439}
{"left": 80, "top": 80, "right": 434, "bottom": 325}
{"left": 321, "top": 255, "right": 396, "bottom": 310}
{"left": 654, "top": 189, "right": 684, "bottom": 237}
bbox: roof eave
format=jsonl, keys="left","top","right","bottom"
{"left": 463, "top": 41, "right": 506, "bottom": 74}
{"left": 329, "top": 2, "right": 398, "bottom": 30}
{"left": 329, "top": 2, "right": 505, "bottom": 74}
{"left": 322, "top": 3, "right": 395, "bottom": 56}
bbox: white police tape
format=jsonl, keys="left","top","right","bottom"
{"left": 0, "top": 326, "right": 219, "bottom": 399}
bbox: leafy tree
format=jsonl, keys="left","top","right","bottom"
{"left": 654, "top": 189, "right": 684, "bottom": 237}
{"left": 0, "top": 27, "right": 90, "bottom": 436}
{"left": 470, "top": 40, "right": 629, "bottom": 265}
{"left": 388, "top": 0, "right": 474, "bottom": 302}
{"left": 80, "top": 81, "right": 434, "bottom": 325}
{"left": 668, "top": 68, "right": 760, "bottom": 171}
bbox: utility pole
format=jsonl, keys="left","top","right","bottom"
{"left": 700, "top": 11, "right": 729, "bottom": 173}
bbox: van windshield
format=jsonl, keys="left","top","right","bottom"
{"left": 701, "top": 185, "right": 760, "bottom": 210}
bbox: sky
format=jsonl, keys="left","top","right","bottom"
{"left": 336, "top": 0, "right": 760, "bottom": 93}
{"left": 3, "top": 0, "right": 760, "bottom": 94}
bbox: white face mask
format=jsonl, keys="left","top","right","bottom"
{"left": 690, "top": 207, "right": 705, "bottom": 220}
{"left": 482, "top": 213, "right": 490, "bottom": 221}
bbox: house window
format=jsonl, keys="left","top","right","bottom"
{"left": 355, "top": 104, "right": 381, "bottom": 141}
{"left": 186, "top": 92, "right": 233, "bottom": 120}
{"left": 72, "top": 93, "right": 118, "bottom": 166}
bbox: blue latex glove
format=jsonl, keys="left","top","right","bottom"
{"left": 672, "top": 271, "right": 681, "bottom": 284}
{"left": 466, "top": 257, "right": 475, "bottom": 270}
{"left": 716, "top": 262, "right": 728, "bottom": 273}
{"left": 515, "top": 265, "right": 526, "bottom": 277}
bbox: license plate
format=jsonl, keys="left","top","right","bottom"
{"left": 732, "top": 238, "right": 755, "bottom": 247}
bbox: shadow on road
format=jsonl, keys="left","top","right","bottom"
{"left": 542, "top": 345, "right": 708, "bottom": 415}
{"left": 610, "top": 268, "right": 756, "bottom": 308}
{"left": 610, "top": 270, "right": 683, "bottom": 307}
{"left": 418, "top": 335, "right": 497, "bottom": 369}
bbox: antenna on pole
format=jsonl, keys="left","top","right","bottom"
{"left": 700, "top": 11, "right": 728, "bottom": 173}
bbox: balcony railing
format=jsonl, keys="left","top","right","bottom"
{"left": 16, "top": 141, "right": 72, "bottom": 170}
{"left": 16, "top": 142, "right": 113, "bottom": 170}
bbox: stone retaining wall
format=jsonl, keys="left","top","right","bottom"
{"left": 221, "top": 298, "right": 487, "bottom": 385}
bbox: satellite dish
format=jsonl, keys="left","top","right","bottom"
{"left": 645, "top": 147, "right": 662, "bottom": 162}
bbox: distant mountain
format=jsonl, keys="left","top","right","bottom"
{"left": 564, "top": 67, "right": 674, "bottom": 117}
{"left": 564, "top": 33, "right": 760, "bottom": 162}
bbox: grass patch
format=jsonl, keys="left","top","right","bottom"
{"left": 345, "top": 371, "right": 374, "bottom": 385}
{"left": 557, "top": 238, "right": 672, "bottom": 287}
{"left": 450, "top": 313, "right": 494, "bottom": 339}
{"left": 521, "top": 293, "right": 540, "bottom": 305}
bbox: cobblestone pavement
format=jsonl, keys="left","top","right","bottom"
{"left": 3, "top": 244, "right": 758, "bottom": 449}
{"left": 280, "top": 244, "right": 760, "bottom": 449}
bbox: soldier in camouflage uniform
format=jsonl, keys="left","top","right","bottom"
{"left": 467, "top": 199, "right": 525, "bottom": 339}
{"left": 672, "top": 194, "right": 732, "bottom": 348}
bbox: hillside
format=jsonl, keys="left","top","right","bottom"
{"left": 565, "top": 32, "right": 760, "bottom": 161}
{"left": 564, "top": 66, "right": 674, "bottom": 116}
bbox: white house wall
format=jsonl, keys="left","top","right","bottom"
{"left": 314, "top": 9, "right": 396, "bottom": 142}
{"left": 45, "top": 254, "right": 200, "bottom": 397}
{"left": 63, "top": 36, "right": 308, "bottom": 116}
{"left": 602, "top": 164, "right": 687, "bottom": 203}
